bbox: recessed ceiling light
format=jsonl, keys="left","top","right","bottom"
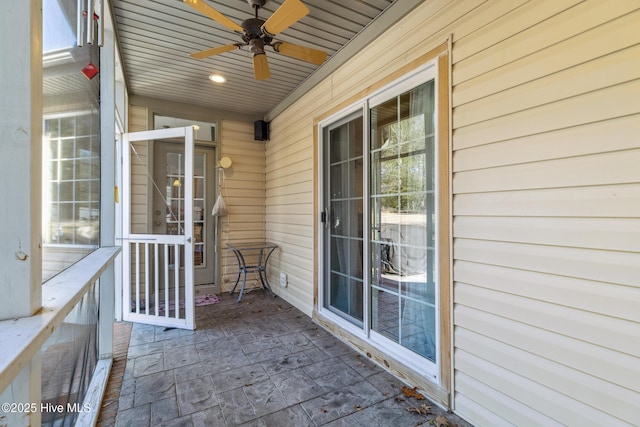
{"left": 209, "top": 74, "right": 226, "bottom": 83}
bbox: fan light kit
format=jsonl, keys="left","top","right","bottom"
{"left": 184, "top": 0, "right": 328, "bottom": 80}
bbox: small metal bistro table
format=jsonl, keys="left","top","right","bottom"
{"left": 226, "top": 242, "right": 278, "bottom": 302}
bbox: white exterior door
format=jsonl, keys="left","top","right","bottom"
{"left": 121, "top": 127, "right": 195, "bottom": 330}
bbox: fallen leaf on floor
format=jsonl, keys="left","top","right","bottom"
{"left": 406, "top": 403, "right": 431, "bottom": 415}
{"left": 244, "top": 383, "right": 253, "bottom": 387}
{"left": 401, "top": 386, "right": 425, "bottom": 400}
{"left": 395, "top": 397, "right": 405, "bottom": 403}
{"left": 435, "top": 415, "right": 457, "bottom": 427}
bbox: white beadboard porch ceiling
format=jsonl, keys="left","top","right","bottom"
{"left": 111, "top": 0, "right": 421, "bottom": 118}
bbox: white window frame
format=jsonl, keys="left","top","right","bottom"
{"left": 43, "top": 109, "right": 101, "bottom": 248}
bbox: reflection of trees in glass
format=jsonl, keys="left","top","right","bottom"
{"left": 379, "top": 114, "right": 427, "bottom": 212}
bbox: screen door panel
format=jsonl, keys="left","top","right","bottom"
{"left": 122, "top": 127, "right": 195, "bottom": 330}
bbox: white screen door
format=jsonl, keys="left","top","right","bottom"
{"left": 122, "top": 126, "right": 195, "bottom": 330}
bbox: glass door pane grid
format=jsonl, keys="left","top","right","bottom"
{"left": 193, "top": 153, "right": 206, "bottom": 268}
{"left": 166, "top": 152, "right": 208, "bottom": 268}
{"left": 370, "top": 285, "right": 436, "bottom": 361}
{"left": 166, "top": 152, "right": 184, "bottom": 234}
{"left": 326, "top": 116, "right": 364, "bottom": 325}
{"left": 370, "top": 284, "right": 436, "bottom": 309}
{"left": 369, "top": 80, "right": 437, "bottom": 362}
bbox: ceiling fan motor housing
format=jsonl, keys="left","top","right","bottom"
{"left": 241, "top": 17, "right": 266, "bottom": 37}
{"left": 241, "top": 17, "right": 273, "bottom": 47}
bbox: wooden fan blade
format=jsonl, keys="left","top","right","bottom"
{"left": 183, "top": 0, "right": 243, "bottom": 33}
{"left": 190, "top": 44, "right": 238, "bottom": 59}
{"left": 253, "top": 53, "right": 271, "bottom": 80}
{"left": 273, "top": 42, "right": 327, "bottom": 65}
{"left": 262, "top": 0, "right": 309, "bottom": 36}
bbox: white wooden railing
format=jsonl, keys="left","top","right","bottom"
{"left": 0, "top": 247, "right": 120, "bottom": 426}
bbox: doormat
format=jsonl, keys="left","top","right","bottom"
{"left": 195, "top": 293, "right": 221, "bottom": 306}
{"left": 131, "top": 294, "right": 220, "bottom": 313}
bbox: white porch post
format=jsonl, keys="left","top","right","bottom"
{"left": 0, "top": 0, "right": 42, "bottom": 320}
{"left": 0, "top": 1, "right": 43, "bottom": 425}
{"left": 99, "top": 8, "right": 116, "bottom": 359}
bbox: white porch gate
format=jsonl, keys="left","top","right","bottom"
{"left": 121, "top": 127, "right": 195, "bottom": 329}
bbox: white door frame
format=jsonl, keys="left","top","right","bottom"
{"left": 121, "top": 126, "right": 195, "bottom": 330}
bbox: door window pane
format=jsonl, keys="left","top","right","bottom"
{"left": 325, "top": 114, "right": 364, "bottom": 325}
{"left": 370, "top": 80, "right": 436, "bottom": 361}
{"left": 160, "top": 151, "right": 208, "bottom": 268}
{"left": 371, "top": 287, "right": 399, "bottom": 342}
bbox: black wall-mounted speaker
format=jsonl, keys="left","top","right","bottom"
{"left": 254, "top": 120, "right": 269, "bottom": 141}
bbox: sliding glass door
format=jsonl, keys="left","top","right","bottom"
{"left": 320, "top": 63, "right": 439, "bottom": 371}
{"left": 369, "top": 81, "right": 437, "bottom": 362}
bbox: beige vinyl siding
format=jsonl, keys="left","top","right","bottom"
{"left": 449, "top": 0, "right": 640, "bottom": 425}
{"left": 127, "top": 105, "right": 150, "bottom": 287}
{"left": 265, "top": 110, "right": 317, "bottom": 314}
{"left": 128, "top": 105, "right": 150, "bottom": 234}
{"left": 219, "top": 120, "right": 266, "bottom": 292}
{"left": 265, "top": 0, "right": 640, "bottom": 425}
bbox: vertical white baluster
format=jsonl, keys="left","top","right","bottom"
{"left": 135, "top": 242, "right": 140, "bottom": 314}
{"left": 164, "top": 244, "right": 169, "bottom": 318}
{"left": 154, "top": 243, "right": 159, "bottom": 317}
{"left": 145, "top": 242, "right": 150, "bottom": 315}
{"left": 175, "top": 244, "right": 180, "bottom": 319}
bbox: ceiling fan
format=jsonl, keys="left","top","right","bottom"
{"left": 184, "top": 0, "right": 329, "bottom": 80}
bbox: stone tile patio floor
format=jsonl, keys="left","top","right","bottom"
{"left": 109, "top": 289, "right": 472, "bottom": 427}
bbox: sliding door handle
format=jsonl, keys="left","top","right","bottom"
{"left": 320, "top": 208, "right": 328, "bottom": 228}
